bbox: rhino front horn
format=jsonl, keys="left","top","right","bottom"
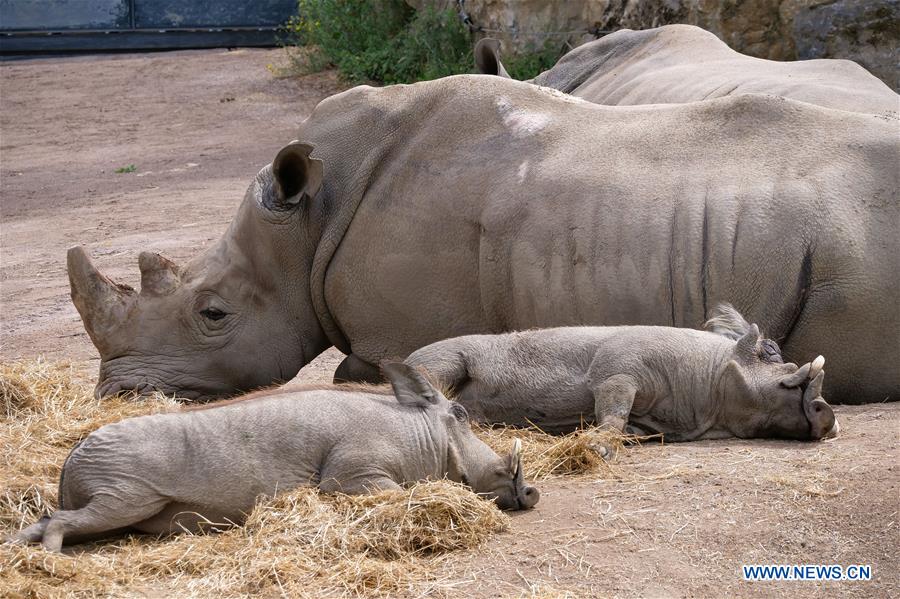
{"left": 67, "top": 246, "right": 135, "bottom": 344}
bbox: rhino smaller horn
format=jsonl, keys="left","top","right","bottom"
{"left": 139, "top": 252, "right": 181, "bottom": 296}
{"left": 67, "top": 246, "right": 135, "bottom": 345}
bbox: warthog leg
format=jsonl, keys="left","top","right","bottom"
{"left": 41, "top": 497, "right": 166, "bottom": 552}
{"left": 589, "top": 373, "right": 639, "bottom": 460}
{"left": 8, "top": 516, "right": 50, "bottom": 545}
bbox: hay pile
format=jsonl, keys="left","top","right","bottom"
{"left": 1, "top": 480, "right": 505, "bottom": 598}
{"left": 0, "top": 359, "right": 621, "bottom": 597}
{"left": 0, "top": 361, "right": 510, "bottom": 597}
{"left": 477, "top": 424, "right": 625, "bottom": 480}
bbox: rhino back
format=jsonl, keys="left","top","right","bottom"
{"left": 534, "top": 25, "right": 897, "bottom": 115}
{"left": 304, "top": 76, "right": 898, "bottom": 402}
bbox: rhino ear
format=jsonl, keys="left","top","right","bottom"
{"left": 474, "top": 38, "right": 510, "bottom": 78}
{"left": 270, "top": 141, "right": 323, "bottom": 210}
{"left": 383, "top": 362, "right": 440, "bottom": 409}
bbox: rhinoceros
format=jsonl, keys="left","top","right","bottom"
{"left": 475, "top": 24, "right": 899, "bottom": 114}
{"left": 9, "top": 363, "right": 539, "bottom": 552}
{"left": 405, "top": 305, "right": 838, "bottom": 444}
{"left": 68, "top": 75, "right": 899, "bottom": 404}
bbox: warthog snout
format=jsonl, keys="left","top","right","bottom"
{"left": 803, "top": 376, "right": 837, "bottom": 439}
{"left": 518, "top": 484, "right": 540, "bottom": 510}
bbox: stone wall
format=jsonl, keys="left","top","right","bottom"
{"left": 409, "top": 0, "right": 899, "bottom": 90}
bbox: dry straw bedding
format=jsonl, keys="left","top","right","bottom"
{"left": 0, "top": 360, "right": 624, "bottom": 598}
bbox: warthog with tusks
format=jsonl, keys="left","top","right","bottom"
{"left": 9, "top": 363, "right": 538, "bottom": 552}
{"left": 406, "top": 305, "right": 838, "bottom": 450}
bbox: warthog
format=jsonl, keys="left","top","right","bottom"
{"left": 9, "top": 363, "right": 538, "bottom": 552}
{"left": 476, "top": 24, "right": 898, "bottom": 115}
{"left": 406, "top": 306, "right": 838, "bottom": 447}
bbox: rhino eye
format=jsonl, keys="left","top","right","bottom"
{"left": 200, "top": 307, "right": 227, "bottom": 321}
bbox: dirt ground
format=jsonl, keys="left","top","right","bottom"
{"left": 1, "top": 49, "right": 897, "bottom": 598}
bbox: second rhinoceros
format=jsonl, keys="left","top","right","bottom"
{"left": 476, "top": 24, "right": 898, "bottom": 115}
{"left": 9, "top": 363, "right": 539, "bottom": 552}
{"left": 67, "top": 75, "right": 898, "bottom": 403}
{"left": 405, "top": 305, "right": 838, "bottom": 443}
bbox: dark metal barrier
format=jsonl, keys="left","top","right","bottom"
{"left": 0, "top": 0, "right": 296, "bottom": 53}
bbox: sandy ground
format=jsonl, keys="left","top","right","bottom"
{"left": 1, "top": 49, "right": 897, "bottom": 598}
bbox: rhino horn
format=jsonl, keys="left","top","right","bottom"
{"left": 67, "top": 246, "right": 135, "bottom": 346}
{"left": 138, "top": 251, "right": 181, "bottom": 296}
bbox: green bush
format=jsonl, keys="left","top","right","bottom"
{"left": 282, "top": 0, "right": 568, "bottom": 84}
{"left": 503, "top": 39, "right": 568, "bottom": 81}
{"left": 286, "top": 0, "right": 471, "bottom": 84}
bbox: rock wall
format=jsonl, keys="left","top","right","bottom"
{"left": 410, "top": 0, "right": 899, "bottom": 90}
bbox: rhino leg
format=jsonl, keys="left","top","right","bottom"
{"left": 334, "top": 353, "right": 383, "bottom": 384}
{"left": 40, "top": 498, "right": 166, "bottom": 552}
{"left": 589, "top": 373, "right": 638, "bottom": 460}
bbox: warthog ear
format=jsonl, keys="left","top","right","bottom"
{"left": 733, "top": 323, "right": 762, "bottom": 364}
{"left": 383, "top": 362, "right": 440, "bottom": 409}
{"left": 722, "top": 359, "right": 751, "bottom": 397}
{"left": 449, "top": 402, "right": 468, "bottom": 423}
{"left": 270, "top": 141, "right": 323, "bottom": 210}
{"left": 704, "top": 303, "right": 752, "bottom": 340}
{"left": 474, "top": 38, "right": 510, "bottom": 78}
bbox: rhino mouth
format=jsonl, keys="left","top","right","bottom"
{"left": 95, "top": 375, "right": 216, "bottom": 403}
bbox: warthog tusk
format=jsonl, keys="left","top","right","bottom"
{"left": 512, "top": 438, "right": 523, "bottom": 458}
{"left": 809, "top": 355, "right": 825, "bottom": 380}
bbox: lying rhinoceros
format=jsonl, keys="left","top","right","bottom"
{"left": 9, "top": 363, "right": 538, "bottom": 552}
{"left": 475, "top": 24, "right": 898, "bottom": 115}
{"left": 67, "top": 74, "right": 899, "bottom": 403}
{"left": 405, "top": 305, "right": 838, "bottom": 444}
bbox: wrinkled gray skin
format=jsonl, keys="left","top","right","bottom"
{"left": 69, "top": 75, "right": 899, "bottom": 404}
{"left": 406, "top": 304, "right": 839, "bottom": 444}
{"left": 475, "top": 25, "right": 899, "bottom": 115}
{"left": 8, "top": 363, "right": 538, "bottom": 552}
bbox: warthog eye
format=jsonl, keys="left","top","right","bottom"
{"left": 200, "top": 307, "right": 227, "bottom": 321}
{"left": 760, "top": 339, "right": 783, "bottom": 363}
